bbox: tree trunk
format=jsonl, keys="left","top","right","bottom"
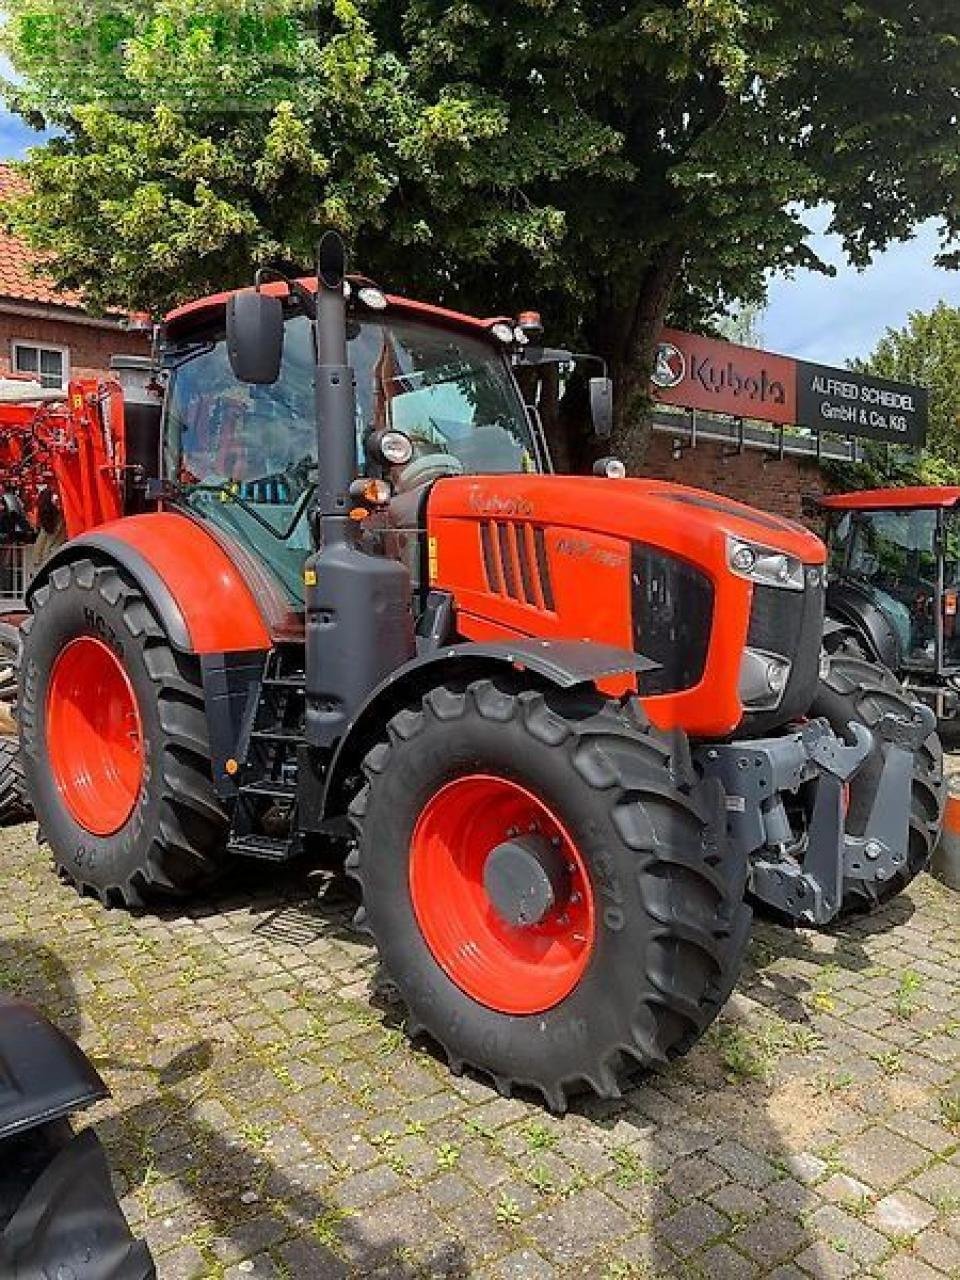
{"left": 544, "top": 241, "right": 686, "bottom": 477}
{"left": 608, "top": 242, "right": 686, "bottom": 475}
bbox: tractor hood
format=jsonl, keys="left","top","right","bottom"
{"left": 428, "top": 474, "right": 825, "bottom": 569}
{"left": 426, "top": 474, "right": 826, "bottom": 736}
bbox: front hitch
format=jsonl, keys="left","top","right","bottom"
{"left": 696, "top": 705, "right": 934, "bottom": 925}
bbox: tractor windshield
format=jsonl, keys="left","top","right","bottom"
{"left": 163, "top": 313, "right": 536, "bottom": 601}
{"left": 943, "top": 510, "right": 960, "bottom": 667}
{"left": 836, "top": 508, "right": 940, "bottom": 667}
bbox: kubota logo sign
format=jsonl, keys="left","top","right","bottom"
{"left": 649, "top": 326, "right": 928, "bottom": 444}
{"left": 651, "top": 327, "right": 797, "bottom": 426}
{"left": 651, "top": 342, "right": 685, "bottom": 389}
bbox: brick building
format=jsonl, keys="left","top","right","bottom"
{"left": 0, "top": 165, "right": 150, "bottom": 388}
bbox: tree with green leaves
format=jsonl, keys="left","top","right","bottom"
{"left": 2, "top": 0, "right": 959, "bottom": 465}
{"left": 828, "top": 301, "right": 960, "bottom": 489}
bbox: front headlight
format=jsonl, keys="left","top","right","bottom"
{"left": 727, "top": 535, "right": 805, "bottom": 592}
{"left": 739, "top": 646, "right": 792, "bottom": 710}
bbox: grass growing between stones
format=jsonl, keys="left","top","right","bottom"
{"left": 894, "top": 969, "right": 924, "bottom": 1019}
{"left": 939, "top": 1093, "right": 960, "bottom": 1131}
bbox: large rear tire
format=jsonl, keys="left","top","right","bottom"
{"left": 349, "top": 679, "right": 752, "bottom": 1110}
{"left": 0, "top": 621, "right": 29, "bottom": 827}
{"left": 810, "top": 654, "right": 945, "bottom": 914}
{"left": 18, "top": 558, "right": 227, "bottom": 907}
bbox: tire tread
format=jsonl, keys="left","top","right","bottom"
{"left": 21, "top": 558, "right": 226, "bottom": 905}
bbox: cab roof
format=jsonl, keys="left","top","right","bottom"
{"left": 820, "top": 487, "right": 960, "bottom": 512}
{"left": 164, "top": 276, "right": 510, "bottom": 342}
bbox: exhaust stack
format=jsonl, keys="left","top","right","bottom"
{"left": 303, "top": 232, "right": 416, "bottom": 750}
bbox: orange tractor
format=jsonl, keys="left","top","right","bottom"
{"left": 8, "top": 238, "right": 944, "bottom": 1107}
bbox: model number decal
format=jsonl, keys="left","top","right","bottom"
{"left": 555, "top": 537, "right": 626, "bottom": 570}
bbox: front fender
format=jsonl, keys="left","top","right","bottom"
{"left": 318, "top": 638, "right": 656, "bottom": 825}
{"left": 0, "top": 998, "right": 106, "bottom": 1141}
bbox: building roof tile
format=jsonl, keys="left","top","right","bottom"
{"left": 0, "top": 165, "right": 85, "bottom": 309}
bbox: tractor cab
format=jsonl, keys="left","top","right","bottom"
{"left": 822, "top": 487, "right": 960, "bottom": 716}
{"left": 161, "top": 285, "right": 548, "bottom": 603}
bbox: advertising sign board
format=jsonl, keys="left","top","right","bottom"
{"left": 795, "top": 361, "right": 927, "bottom": 445}
{"left": 651, "top": 330, "right": 928, "bottom": 447}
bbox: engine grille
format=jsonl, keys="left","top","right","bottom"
{"left": 631, "top": 544, "right": 714, "bottom": 695}
{"left": 479, "top": 520, "right": 555, "bottom": 611}
{"left": 745, "top": 571, "right": 825, "bottom": 730}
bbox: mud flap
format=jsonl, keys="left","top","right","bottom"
{"left": 0, "top": 1128, "right": 155, "bottom": 1278}
{"left": 0, "top": 998, "right": 106, "bottom": 1140}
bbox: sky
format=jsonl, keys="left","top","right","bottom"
{"left": 763, "top": 207, "right": 960, "bottom": 365}
{"left": 1, "top": 101, "right": 958, "bottom": 367}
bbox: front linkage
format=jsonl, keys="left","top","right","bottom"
{"left": 700, "top": 697, "right": 938, "bottom": 925}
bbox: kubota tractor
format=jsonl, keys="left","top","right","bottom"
{"left": 822, "top": 487, "right": 960, "bottom": 726}
{"left": 15, "top": 237, "right": 944, "bottom": 1107}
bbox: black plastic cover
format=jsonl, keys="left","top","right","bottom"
{"left": 0, "top": 1128, "right": 156, "bottom": 1279}
{"left": 305, "top": 541, "right": 416, "bottom": 749}
{"left": 631, "top": 543, "right": 714, "bottom": 694}
{"left": 0, "top": 998, "right": 107, "bottom": 1141}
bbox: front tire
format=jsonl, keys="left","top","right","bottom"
{"left": 19, "top": 558, "right": 227, "bottom": 907}
{"left": 349, "top": 679, "right": 751, "bottom": 1110}
{"left": 810, "top": 654, "right": 945, "bottom": 914}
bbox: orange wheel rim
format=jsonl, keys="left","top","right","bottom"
{"left": 409, "top": 774, "right": 596, "bottom": 1014}
{"left": 46, "top": 636, "right": 143, "bottom": 836}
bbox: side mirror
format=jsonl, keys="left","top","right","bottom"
{"left": 590, "top": 376, "right": 614, "bottom": 439}
{"left": 226, "top": 290, "right": 284, "bottom": 384}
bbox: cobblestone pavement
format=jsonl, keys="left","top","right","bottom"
{"left": 1, "top": 820, "right": 957, "bottom": 1280}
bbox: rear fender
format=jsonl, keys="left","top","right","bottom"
{"left": 25, "top": 512, "right": 273, "bottom": 655}
{"left": 0, "top": 998, "right": 106, "bottom": 1142}
{"left": 318, "top": 638, "right": 656, "bottom": 825}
